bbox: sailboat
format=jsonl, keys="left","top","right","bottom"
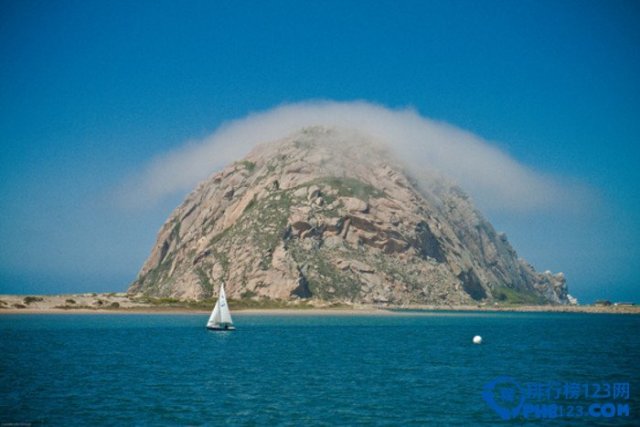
{"left": 206, "top": 283, "right": 235, "bottom": 331}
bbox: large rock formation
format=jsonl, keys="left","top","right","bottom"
{"left": 129, "top": 127, "right": 568, "bottom": 305}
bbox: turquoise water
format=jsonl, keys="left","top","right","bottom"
{"left": 1, "top": 312, "right": 638, "bottom": 425}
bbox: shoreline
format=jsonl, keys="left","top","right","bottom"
{"left": 1, "top": 293, "right": 638, "bottom": 315}
{"left": 1, "top": 304, "right": 639, "bottom": 316}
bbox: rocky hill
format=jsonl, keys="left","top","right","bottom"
{"left": 128, "top": 127, "right": 568, "bottom": 305}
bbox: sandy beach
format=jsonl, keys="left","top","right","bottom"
{"left": 1, "top": 293, "right": 638, "bottom": 315}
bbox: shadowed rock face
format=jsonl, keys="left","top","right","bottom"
{"left": 129, "top": 126, "right": 568, "bottom": 305}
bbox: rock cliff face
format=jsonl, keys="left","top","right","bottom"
{"left": 129, "top": 127, "right": 568, "bottom": 305}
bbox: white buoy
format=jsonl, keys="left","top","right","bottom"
{"left": 473, "top": 335, "right": 483, "bottom": 344}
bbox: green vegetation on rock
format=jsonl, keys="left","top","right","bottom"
{"left": 309, "top": 177, "right": 386, "bottom": 201}
{"left": 493, "top": 286, "right": 547, "bottom": 305}
{"left": 240, "top": 160, "right": 256, "bottom": 172}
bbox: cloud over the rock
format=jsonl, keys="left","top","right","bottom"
{"left": 114, "top": 100, "right": 589, "bottom": 213}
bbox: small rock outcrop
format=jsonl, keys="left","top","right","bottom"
{"left": 129, "top": 127, "right": 568, "bottom": 305}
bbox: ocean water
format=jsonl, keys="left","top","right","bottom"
{"left": 1, "top": 312, "right": 638, "bottom": 426}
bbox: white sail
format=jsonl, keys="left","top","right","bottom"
{"left": 207, "top": 300, "right": 221, "bottom": 327}
{"left": 207, "top": 283, "right": 233, "bottom": 328}
{"left": 218, "top": 285, "right": 233, "bottom": 325}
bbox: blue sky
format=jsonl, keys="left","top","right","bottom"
{"left": 1, "top": 0, "right": 638, "bottom": 302}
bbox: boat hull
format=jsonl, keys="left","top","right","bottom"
{"left": 206, "top": 325, "right": 236, "bottom": 331}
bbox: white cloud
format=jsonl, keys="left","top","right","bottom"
{"left": 114, "top": 100, "right": 590, "bottom": 213}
